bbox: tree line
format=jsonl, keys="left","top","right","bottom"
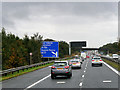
{"left": 99, "top": 40, "right": 119, "bottom": 55}
{"left": 1, "top": 28, "right": 69, "bottom": 70}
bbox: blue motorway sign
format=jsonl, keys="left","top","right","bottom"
{"left": 41, "top": 41, "right": 59, "bottom": 58}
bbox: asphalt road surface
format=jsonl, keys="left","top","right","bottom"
{"left": 2, "top": 57, "right": 120, "bottom": 90}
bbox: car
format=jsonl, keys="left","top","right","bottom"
{"left": 86, "top": 55, "right": 90, "bottom": 58}
{"left": 74, "top": 56, "right": 83, "bottom": 64}
{"left": 112, "top": 54, "right": 119, "bottom": 59}
{"left": 51, "top": 61, "right": 72, "bottom": 79}
{"left": 69, "top": 59, "right": 81, "bottom": 69}
{"left": 92, "top": 57, "right": 103, "bottom": 66}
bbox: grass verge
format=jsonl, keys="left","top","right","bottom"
{"left": 103, "top": 58, "right": 120, "bottom": 71}
{"left": 1, "top": 59, "right": 71, "bottom": 81}
{"left": 1, "top": 62, "right": 54, "bottom": 81}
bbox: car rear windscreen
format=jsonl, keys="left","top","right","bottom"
{"left": 71, "top": 61, "right": 79, "bottom": 63}
{"left": 93, "top": 58, "right": 101, "bottom": 60}
{"left": 54, "top": 62, "right": 67, "bottom": 67}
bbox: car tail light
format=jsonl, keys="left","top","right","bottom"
{"left": 73, "top": 63, "right": 76, "bottom": 64}
{"left": 92, "top": 60, "right": 95, "bottom": 61}
{"left": 100, "top": 60, "right": 102, "bottom": 61}
{"left": 65, "top": 66, "right": 69, "bottom": 69}
{"left": 52, "top": 72, "right": 55, "bottom": 74}
{"left": 51, "top": 66, "right": 56, "bottom": 69}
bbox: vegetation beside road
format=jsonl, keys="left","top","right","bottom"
{"left": 1, "top": 62, "right": 54, "bottom": 81}
{"left": 1, "top": 28, "right": 69, "bottom": 70}
{"left": 1, "top": 59, "right": 71, "bottom": 81}
{"left": 103, "top": 58, "right": 120, "bottom": 71}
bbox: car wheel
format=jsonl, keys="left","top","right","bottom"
{"left": 92, "top": 64, "right": 94, "bottom": 67}
{"left": 79, "top": 66, "right": 81, "bottom": 69}
{"left": 68, "top": 75, "right": 71, "bottom": 78}
{"left": 51, "top": 75, "right": 55, "bottom": 79}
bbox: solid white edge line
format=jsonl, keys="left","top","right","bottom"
{"left": 24, "top": 74, "right": 51, "bottom": 90}
{"left": 103, "top": 61, "right": 120, "bottom": 76}
{"left": 79, "top": 82, "right": 83, "bottom": 87}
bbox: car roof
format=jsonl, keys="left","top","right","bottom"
{"left": 70, "top": 59, "right": 79, "bottom": 61}
{"left": 54, "top": 61, "right": 68, "bottom": 63}
{"left": 93, "top": 57, "right": 101, "bottom": 58}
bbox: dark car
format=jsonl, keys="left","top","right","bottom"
{"left": 51, "top": 61, "right": 72, "bottom": 79}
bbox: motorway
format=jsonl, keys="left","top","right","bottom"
{"left": 2, "top": 57, "right": 120, "bottom": 90}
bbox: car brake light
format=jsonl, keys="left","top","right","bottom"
{"left": 100, "top": 60, "right": 102, "bottom": 61}
{"left": 51, "top": 66, "right": 56, "bottom": 69}
{"left": 65, "top": 66, "right": 69, "bottom": 69}
{"left": 92, "top": 60, "right": 95, "bottom": 61}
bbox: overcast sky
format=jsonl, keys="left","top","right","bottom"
{"left": 2, "top": 2, "right": 118, "bottom": 48}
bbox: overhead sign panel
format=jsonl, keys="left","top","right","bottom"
{"left": 70, "top": 41, "right": 86, "bottom": 48}
{"left": 41, "top": 41, "right": 59, "bottom": 58}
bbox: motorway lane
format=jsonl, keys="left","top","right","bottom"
{"left": 2, "top": 58, "right": 119, "bottom": 89}
{"left": 2, "top": 66, "right": 51, "bottom": 88}
{"left": 28, "top": 59, "right": 88, "bottom": 88}
{"left": 82, "top": 59, "right": 119, "bottom": 88}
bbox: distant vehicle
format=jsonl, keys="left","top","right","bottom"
{"left": 81, "top": 52, "right": 86, "bottom": 60}
{"left": 106, "top": 54, "right": 110, "bottom": 57}
{"left": 69, "top": 59, "right": 81, "bottom": 69}
{"left": 112, "top": 54, "right": 118, "bottom": 59}
{"left": 92, "top": 57, "right": 103, "bottom": 66}
{"left": 86, "top": 55, "right": 90, "bottom": 58}
{"left": 51, "top": 61, "right": 72, "bottom": 79}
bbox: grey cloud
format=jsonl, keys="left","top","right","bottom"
{"left": 2, "top": 2, "right": 118, "bottom": 47}
{"left": 2, "top": 2, "right": 117, "bottom": 27}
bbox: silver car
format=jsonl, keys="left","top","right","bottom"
{"left": 69, "top": 59, "right": 81, "bottom": 69}
{"left": 51, "top": 61, "right": 72, "bottom": 79}
{"left": 92, "top": 57, "right": 103, "bottom": 66}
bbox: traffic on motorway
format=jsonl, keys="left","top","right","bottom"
{"left": 51, "top": 53, "right": 104, "bottom": 79}
{"left": 2, "top": 52, "right": 119, "bottom": 90}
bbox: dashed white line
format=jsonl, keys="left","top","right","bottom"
{"left": 103, "top": 80, "right": 112, "bottom": 83}
{"left": 57, "top": 82, "right": 66, "bottom": 84}
{"left": 84, "top": 70, "right": 86, "bottom": 73}
{"left": 79, "top": 82, "right": 83, "bottom": 87}
{"left": 82, "top": 75, "right": 85, "bottom": 78}
{"left": 24, "top": 74, "right": 51, "bottom": 90}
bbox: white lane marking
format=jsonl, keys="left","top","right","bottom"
{"left": 82, "top": 75, "right": 85, "bottom": 78}
{"left": 25, "top": 74, "right": 51, "bottom": 90}
{"left": 86, "top": 64, "right": 87, "bottom": 67}
{"left": 79, "top": 82, "right": 83, "bottom": 87}
{"left": 57, "top": 82, "right": 66, "bottom": 84}
{"left": 85, "top": 68, "right": 86, "bottom": 70}
{"left": 103, "top": 61, "right": 120, "bottom": 76}
{"left": 103, "top": 80, "right": 112, "bottom": 83}
{"left": 49, "top": 66, "right": 52, "bottom": 67}
{"left": 84, "top": 70, "right": 86, "bottom": 73}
